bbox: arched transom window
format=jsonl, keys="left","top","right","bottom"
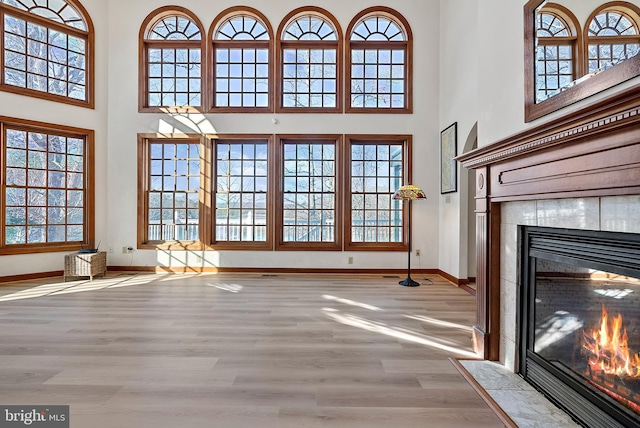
{"left": 1, "top": 0, "right": 93, "bottom": 106}
{"left": 147, "top": 15, "right": 201, "bottom": 40}
{"left": 283, "top": 15, "right": 336, "bottom": 41}
{"left": 211, "top": 8, "right": 272, "bottom": 111}
{"left": 347, "top": 8, "right": 412, "bottom": 112}
{"left": 216, "top": 15, "right": 268, "bottom": 41}
{"left": 277, "top": 8, "right": 342, "bottom": 112}
{"left": 140, "top": 7, "right": 204, "bottom": 111}
{"left": 351, "top": 15, "right": 404, "bottom": 41}
{"left": 3, "top": 0, "right": 85, "bottom": 29}
{"left": 587, "top": 7, "right": 640, "bottom": 73}
{"left": 535, "top": 9, "right": 577, "bottom": 103}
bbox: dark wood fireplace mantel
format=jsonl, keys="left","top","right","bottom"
{"left": 456, "top": 82, "right": 640, "bottom": 359}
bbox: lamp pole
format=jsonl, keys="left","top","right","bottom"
{"left": 399, "top": 199, "right": 419, "bottom": 287}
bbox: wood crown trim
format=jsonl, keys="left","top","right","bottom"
{"left": 458, "top": 83, "right": 640, "bottom": 169}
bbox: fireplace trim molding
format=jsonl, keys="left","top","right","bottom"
{"left": 457, "top": 82, "right": 640, "bottom": 360}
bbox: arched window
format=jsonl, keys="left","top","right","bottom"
{"left": 586, "top": 3, "right": 640, "bottom": 74}
{"left": 276, "top": 7, "right": 342, "bottom": 112}
{"left": 346, "top": 7, "right": 412, "bottom": 113}
{"left": 139, "top": 7, "right": 204, "bottom": 112}
{"left": 1, "top": 0, "right": 94, "bottom": 107}
{"left": 210, "top": 7, "right": 273, "bottom": 112}
{"left": 535, "top": 5, "right": 579, "bottom": 103}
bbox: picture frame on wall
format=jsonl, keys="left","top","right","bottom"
{"left": 440, "top": 122, "right": 457, "bottom": 194}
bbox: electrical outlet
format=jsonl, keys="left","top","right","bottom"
{"left": 416, "top": 249, "right": 421, "bottom": 256}
{"left": 108, "top": 246, "right": 113, "bottom": 254}
{"left": 348, "top": 256, "right": 353, "bottom": 264}
{"left": 123, "top": 246, "right": 133, "bottom": 254}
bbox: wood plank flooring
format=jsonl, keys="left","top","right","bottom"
{"left": 0, "top": 273, "right": 505, "bottom": 427}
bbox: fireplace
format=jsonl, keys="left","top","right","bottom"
{"left": 519, "top": 226, "right": 640, "bottom": 427}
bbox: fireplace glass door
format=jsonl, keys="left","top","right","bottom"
{"left": 520, "top": 227, "right": 640, "bottom": 428}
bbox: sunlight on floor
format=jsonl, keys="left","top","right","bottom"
{"left": 405, "top": 314, "right": 473, "bottom": 332}
{"left": 323, "top": 308, "right": 478, "bottom": 358}
{"left": 210, "top": 283, "right": 243, "bottom": 293}
{"left": 0, "top": 274, "right": 160, "bottom": 302}
{"left": 322, "top": 294, "right": 382, "bottom": 311}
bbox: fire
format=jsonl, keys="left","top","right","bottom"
{"left": 582, "top": 306, "right": 640, "bottom": 379}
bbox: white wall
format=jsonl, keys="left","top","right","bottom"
{"left": 438, "top": 0, "right": 479, "bottom": 280}
{"left": 0, "top": 0, "right": 109, "bottom": 277}
{"left": 105, "top": 0, "right": 442, "bottom": 269}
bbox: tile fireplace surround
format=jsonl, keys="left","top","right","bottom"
{"left": 499, "top": 196, "right": 640, "bottom": 371}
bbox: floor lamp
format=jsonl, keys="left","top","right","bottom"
{"left": 393, "top": 184, "right": 427, "bottom": 287}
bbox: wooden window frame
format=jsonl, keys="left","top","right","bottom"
{"left": 275, "top": 7, "right": 343, "bottom": 114}
{"left": 138, "top": 133, "right": 413, "bottom": 253}
{"left": 344, "top": 134, "right": 410, "bottom": 252}
{"left": 534, "top": 5, "right": 582, "bottom": 104}
{"left": 345, "top": 7, "right": 413, "bottom": 114}
{"left": 137, "top": 134, "right": 208, "bottom": 250}
{"left": 584, "top": 3, "right": 640, "bottom": 74}
{"left": 275, "top": 134, "right": 343, "bottom": 251}
{"left": 138, "top": 6, "right": 206, "bottom": 113}
{"left": 210, "top": 134, "right": 274, "bottom": 250}
{"left": 209, "top": 7, "right": 274, "bottom": 113}
{"left": 0, "top": 0, "right": 95, "bottom": 108}
{"left": 0, "top": 115, "right": 95, "bottom": 255}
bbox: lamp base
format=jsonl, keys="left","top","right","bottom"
{"left": 399, "top": 277, "right": 420, "bottom": 287}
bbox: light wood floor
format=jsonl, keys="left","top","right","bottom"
{"left": 0, "top": 272, "right": 505, "bottom": 427}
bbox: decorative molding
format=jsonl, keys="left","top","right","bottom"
{"left": 458, "top": 83, "right": 640, "bottom": 169}
{"left": 438, "top": 269, "right": 468, "bottom": 286}
{"left": 459, "top": 284, "right": 476, "bottom": 297}
{"left": 2, "top": 267, "right": 474, "bottom": 281}
{"left": 462, "top": 105, "right": 640, "bottom": 169}
{"left": 0, "top": 271, "right": 64, "bottom": 284}
{"left": 0, "top": 268, "right": 478, "bottom": 286}
{"left": 109, "top": 266, "right": 442, "bottom": 275}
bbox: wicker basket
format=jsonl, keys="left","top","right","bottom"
{"left": 64, "top": 251, "right": 107, "bottom": 281}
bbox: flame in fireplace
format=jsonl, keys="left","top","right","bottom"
{"left": 583, "top": 306, "right": 640, "bottom": 378}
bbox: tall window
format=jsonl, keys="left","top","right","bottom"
{"left": 1, "top": 117, "right": 94, "bottom": 254}
{"left": 139, "top": 7, "right": 204, "bottom": 111}
{"left": 347, "top": 7, "right": 412, "bottom": 113}
{"left": 138, "top": 134, "right": 411, "bottom": 251}
{"left": 1, "top": 0, "right": 94, "bottom": 107}
{"left": 277, "top": 7, "right": 342, "bottom": 112}
{"left": 138, "top": 137, "right": 202, "bottom": 248}
{"left": 277, "top": 136, "right": 341, "bottom": 250}
{"left": 535, "top": 7, "right": 579, "bottom": 103}
{"left": 213, "top": 136, "right": 272, "bottom": 249}
{"left": 586, "top": 5, "right": 640, "bottom": 73}
{"left": 345, "top": 135, "right": 409, "bottom": 250}
{"left": 210, "top": 8, "right": 273, "bottom": 111}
